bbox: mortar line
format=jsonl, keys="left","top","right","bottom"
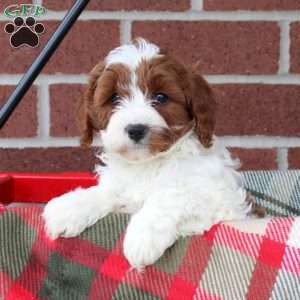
{"left": 33, "top": 0, "right": 43, "bottom": 5}
{"left": 0, "top": 137, "right": 80, "bottom": 148}
{"left": 278, "top": 21, "right": 290, "bottom": 74}
{"left": 205, "top": 74, "right": 300, "bottom": 84}
{"left": 1, "top": 136, "right": 300, "bottom": 148}
{"left": 220, "top": 136, "right": 300, "bottom": 148}
{"left": 191, "top": 0, "right": 203, "bottom": 11}
{"left": 120, "top": 20, "right": 132, "bottom": 44}
{"left": 277, "top": 148, "right": 288, "bottom": 170}
{"left": 0, "top": 74, "right": 88, "bottom": 85}
{"left": 1, "top": 74, "right": 300, "bottom": 85}
{"left": 37, "top": 83, "right": 50, "bottom": 138}
{"left": 2, "top": 11, "right": 300, "bottom": 21}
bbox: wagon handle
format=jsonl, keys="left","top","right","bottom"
{"left": 0, "top": 0, "right": 90, "bottom": 129}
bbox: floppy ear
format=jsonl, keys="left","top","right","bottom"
{"left": 187, "top": 67, "right": 216, "bottom": 148}
{"left": 77, "top": 62, "right": 105, "bottom": 146}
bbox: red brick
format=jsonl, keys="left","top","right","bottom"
{"left": 0, "top": 86, "right": 37, "bottom": 138}
{"left": 51, "top": 83, "right": 300, "bottom": 138}
{"left": 290, "top": 22, "right": 300, "bottom": 73}
{"left": 43, "top": 0, "right": 190, "bottom": 11}
{"left": 133, "top": 21, "right": 279, "bottom": 74}
{"left": 50, "top": 84, "right": 85, "bottom": 137}
{"left": 0, "top": 147, "right": 279, "bottom": 172}
{"left": 0, "top": 147, "right": 97, "bottom": 172}
{"left": 0, "top": 21, "right": 119, "bottom": 74}
{"left": 204, "top": 0, "right": 300, "bottom": 10}
{"left": 214, "top": 84, "right": 300, "bottom": 136}
{"left": 230, "top": 148, "right": 278, "bottom": 170}
{"left": 288, "top": 148, "right": 300, "bottom": 169}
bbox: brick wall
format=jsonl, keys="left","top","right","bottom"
{"left": 0, "top": 0, "right": 299, "bottom": 172}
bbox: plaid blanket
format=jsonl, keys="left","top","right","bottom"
{"left": 1, "top": 171, "right": 300, "bottom": 300}
{"left": 243, "top": 171, "right": 300, "bottom": 217}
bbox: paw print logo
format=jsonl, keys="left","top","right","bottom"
{"left": 4, "top": 16, "right": 45, "bottom": 48}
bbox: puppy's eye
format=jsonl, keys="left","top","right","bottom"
{"left": 110, "top": 93, "right": 121, "bottom": 103}
{"left": 153, "top": 93, "right": 169, "bottom": 104}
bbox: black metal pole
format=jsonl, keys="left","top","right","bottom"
{"left": 0, "top": 0, "right": 90, "bottom": 129}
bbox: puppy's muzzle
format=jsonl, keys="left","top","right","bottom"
{"left": 125, "top": 124, "right": 149, "bottom": 143}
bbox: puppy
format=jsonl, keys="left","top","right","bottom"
{"left": 43, "top": 38, "right": 250, "bottom": 269}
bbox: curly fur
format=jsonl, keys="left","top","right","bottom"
{"left": 43, "top": 39, "right": 250, "bottom": 269}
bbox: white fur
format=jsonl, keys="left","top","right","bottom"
{"left": 105, "top": 38, "right": 160, "bottom": 71}
{"left": 103, "top": 40, "right": 167, "bottom": 161}
{"left": 43, "top": 39, "right": 250, "bottom": 269}
{"left": 102, "top": 92, "right": 167, "bottom": 161}
{"left": 43, "top": 132, "right": 249, "bottom": 268}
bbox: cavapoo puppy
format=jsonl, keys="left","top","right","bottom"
{"left": 43, "top": 38, "right": 251, "bottom": 269}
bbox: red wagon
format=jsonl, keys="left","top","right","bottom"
{"left": 0, "top": 172, "right": 97, "bottom": 205}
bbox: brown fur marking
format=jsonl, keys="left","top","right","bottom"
{"left": 246, "top": 192, "right": 266, "bottom": 218}
{"left": 77, "top": 62, "right": 131, "bottom": 146}
{"left": 78, "top": 48, "right": 216, "bottom": 152}
{"left": 136, "top": 54, "right": 216, "bottom": 152}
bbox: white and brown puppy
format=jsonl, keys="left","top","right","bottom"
{"left": 43, "top": 38, "right": 250, "bottom": 269}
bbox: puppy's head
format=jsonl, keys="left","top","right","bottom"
{"left": 78, "top": 38, "right": 216, "bottom": 161}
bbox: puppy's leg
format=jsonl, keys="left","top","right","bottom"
{"left": 123, "top": 203, "right": 179, "bottom": 269}
{"left": 43, "top": 185, "right": 118, "bottom": 239}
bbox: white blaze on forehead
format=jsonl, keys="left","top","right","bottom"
{"left": 105, "top": 39, "right": 160, "bottom": 106}
{"left": 105, "top": 39, "right": 162, "bottom": 111}
{"left": 101, "top": 40, "right": 170, "bottom": 160}
{"left": 111, "top": 85, "right": 168, "bottom": 130}
{"left": 105, "top": 38, "right": 160, "bottom": 71}
{"left": 115, "top": 96, "right": 168, "bottom": 128}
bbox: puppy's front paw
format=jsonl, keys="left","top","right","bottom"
{"left": 43, "top": 190, "right": 99, "bottom": 239}
{"left": 123, "top": 222, "right": 174, "bottom": 269}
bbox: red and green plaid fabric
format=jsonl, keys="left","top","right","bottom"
{"left": 1, "top": 205, "right": 300, "bottom": 300}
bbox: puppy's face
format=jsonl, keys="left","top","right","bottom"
{"left": 78, "top": 39, "right": 216, "bottom": 161}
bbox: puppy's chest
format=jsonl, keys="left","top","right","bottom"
{"left": 114, "top": 183, "right": 152, "bottom": 214}
{"left": 111, "top": 164, "right": 167, "bottom": 212}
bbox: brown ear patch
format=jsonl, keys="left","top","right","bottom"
{"left": 187, "top": 71, "right": 216, "bottom": 148}
{"left": 77, "top": 62, "right": 131, "bottom": 147}
{"left": 77, "top": 62, "right": 105, "bottom": 146}
{"left": 135, "top": 54, "right": 216, "bottom": 151}
{"left": 77, "top": 97, "right": 93, "bottom": 147}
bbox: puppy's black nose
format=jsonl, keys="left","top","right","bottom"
{"left": 125, "top": 124, "right": 149, "bottom": 143}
